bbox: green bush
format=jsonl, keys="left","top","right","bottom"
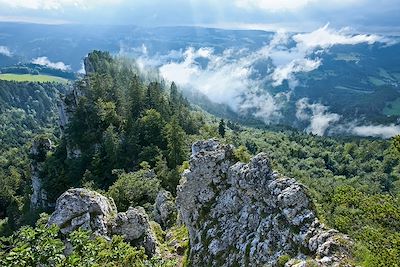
{"left": 108, "top": 169, "right": 161, "bottom": 212}
{"left": 0, "top": 224, "right": 176, "bottom": 267}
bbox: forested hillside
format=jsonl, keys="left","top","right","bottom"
{"left": 0, "top": 52, "right": 399, "bottom": 266}
{"left": 40, "top": 51, "right": 204, "bottom": 204}
{"left": 0, "top": 80, "right": 65, "bottom": 233}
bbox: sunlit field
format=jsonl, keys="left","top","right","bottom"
{"left": 0, "top": 73, "right": 68, "bottom": 83}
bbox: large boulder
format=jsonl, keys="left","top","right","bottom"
{"left": 47, "top": 188, "right": 117, "bottom": 235}
{"left": 153, "top": 190, "right": 177, "bottom": 229}
{"left": 48, "top": 188, "right": 158, "bottom": 257}
{"left": 176, "top": 140, "right": 353, "bottom": 267}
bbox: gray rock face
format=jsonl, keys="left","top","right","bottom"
{"left": 30, "top": 138, "right": 52, "bottom": 210}
{"left": 176, "top": 140, "right": 352, "bottom": 267}
{"left": 153, "top": 190, "right": 177, "bottom": 229}
{"left": 48, "top": 188, "right": 117, "bottom": 235}
{"left": 57, "top": 79, "right": 83, "bottom": 158}
{"left": 48, "top": 188, "right": 158, "bottom": 257}
{"left": 84, "top": 56, "right": 95, "bottom": 74}
{"left": 111, "top": 207, "right": 158, "bottom": 256}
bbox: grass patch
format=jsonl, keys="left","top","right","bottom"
{"left": 0, "top": 73, "right": 68, "bottom": 83}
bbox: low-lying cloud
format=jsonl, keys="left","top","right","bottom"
{"left": 0, "top": 46, "right": 12, "bottom": 57}
{"left": 293, "top": 24, "right": 384, "bottom": 49}
{"left": 157, "top": 47, "right": 282, "bottom": 121}
{"left": 127, "top": 24, "right": 394, "bottom": 131}
{"left": 32, "top": 57, "right": 70, "bottom": 71}
{"left": 296, "top": 98, "right": 341, "bottom": 136}
{"left": 351, "top": 124, "right": 400, "bottom": 139}
{"left": 269, "top": 23, "right": 390, "bottom": 88}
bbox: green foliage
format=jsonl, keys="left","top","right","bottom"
{"left": 218, "top": 119, "right": 226, "bottom": 138}
{"left": 0, "top": 80, "right": 65, "bottom": 234}
{"left": 2, "top": 51, "right": 399, "bottom": 266}
{"left": 0, "top": 74, "right": 68, "bottom": 83}
{"left": 41, "top": 52, "right": 201, "bottom": 203}
{"left": 234, "top": 145, "right": 251, "bottom": 163}
{"left": 0, "top": 225, "right": 65, "bottom": 266}
{"left": 0, "top": 223, "right": 175, "bottom": 267}
{"left": 108, "top": 170, "right": 161, "bottom": 212}
{"left": 277, "top": 254, "right": 291, "bottom": 267}
{"left": 164, "top": 116, "right": 187, "bottom": 169}
{"left": 394, "top": 135, "right": 400, "bottom": 154}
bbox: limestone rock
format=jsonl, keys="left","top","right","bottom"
{"left": 47, "top": 188, "right": 159, "bottom": 257}
{"left": 84, "top": 56, "right": 95, "bottom": 74}
{"left": 153, "top": 190, "right": 177, "bottom": 229}
{"left": 30, "top": 138, "right": 52, "bottom": 210}
{"left": 111, "top": 207, "right": 158, "bottom": 256}
{"left": 176, "top": 140, "right": 353, "bottom": 267}
{"left": 47, "top": 188, "right": 117, "bottom": 235}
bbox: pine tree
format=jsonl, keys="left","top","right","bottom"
{"left": 128, "top": 75, "right": 143, "bottom": 119}
{"left": 218, "top": 119, "right": 226, "bottom": 138}
{"left": 169, "top": 82, "right": 179, "bottom": 107}
{"left": 164, "top": 116, "right": 186, "bottom": 169}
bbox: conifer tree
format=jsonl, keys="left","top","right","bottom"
{"left": 218, "top": 119, "right": 226, "bottom": 138}
{"left": 164, "top": 116, "right": 186, "bottom": 169}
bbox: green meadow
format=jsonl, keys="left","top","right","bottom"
{"left": 0, "top": 73, "right": 68, "bottom": 83}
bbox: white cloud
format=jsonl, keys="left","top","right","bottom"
{"left": 351, "top": 124, "right": 400, "bottom": 139}
{"left": 128, "top": 24, "right": 392, "bottom": 125}
{"left": 234, "top": 0, "right": 366, "bottom": 12}
{"left": 268, "top": 24, "right": 393, "bottom": 89}
{"left": 0, "top": 0, "right": 121, "bottom": 10}
{"left": 293, "top": 23, "right": 385, "bottom": 50}
{"left": 235, "top": 0, "right": 316, "bottom": 11}
{"left": 296, "top": 98, "right": 341, "bottom": 136}
{"left": 77, "top": 62, "right": 86, "bottom": 74}
{"left": 0, "top": 46, "right": 12, "bottom": 57}
{"left": 158, "top": 46, "right": 281, "bottom": 122}
{"left": 271, "top": 58, "right": 321, "bottom": 88}
{"left": 32, "top": 57, "right": 70, "bottom": 70}
{"left": 268, "top": 24, "right": 390, "bottom": 88}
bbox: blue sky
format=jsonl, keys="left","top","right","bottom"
{"left": 0, "top": 0, "right": 399, "bottom": 33}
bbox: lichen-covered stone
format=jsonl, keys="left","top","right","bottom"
{"left": 153, "top": 190, "right": 177, "bottom": 229}
{"left": 47, "top": 188, "right": 117, "bottom": 236}
{"left": 111, "top": 207, "right": 158, "bottom": 256}
{"left": 48, "top": 188, "right": 159, "bottom": 257}
{"left": 176, "top": 140, "right": 353, "bottom": 267}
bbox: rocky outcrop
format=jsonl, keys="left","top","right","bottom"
{"left": 30, "top": 137, "right": 52, "bottom": 210}
{"left": 176, "top": 140, "right": 353, "bottom": 267}
{"left": 111, "top": 207, "right": 158, "bottom": 256}
{"left": 153, "top": 190, "right": 177, "bottom": 229}
{"left": 47, "top": 188, "right": 116, "bottom": 235}
{"left": 48, "top": 188, "right": 158, "bottom": 257}
{"left": 83, "top": 56, "right": 95, "bottom": 74}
